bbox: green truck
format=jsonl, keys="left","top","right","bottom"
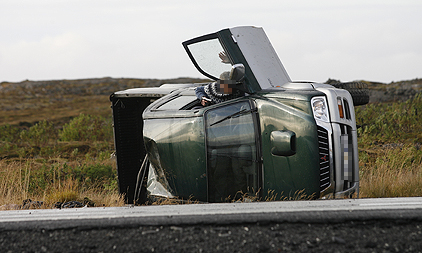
{"left": 110, "top": 26, "right": 368, "bottom": 204}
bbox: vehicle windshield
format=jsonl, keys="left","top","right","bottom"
{"left": 184, "top": 35, "right": 233, "bottom": 80}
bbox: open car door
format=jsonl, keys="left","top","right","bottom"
{"left": 183, "top": 26, "right": 291, "bottom": 94}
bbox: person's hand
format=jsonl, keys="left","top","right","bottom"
{"left": 219, "top": 52, "right": 230, "bottom": 64}
{"left": 201, "top": 97, "right": 211, "bottom": 106}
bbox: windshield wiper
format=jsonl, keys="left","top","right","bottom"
{"left": 209, "top": 108, "right": 256, "bottom": 126}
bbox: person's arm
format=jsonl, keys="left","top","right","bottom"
{"left": 195, "top": 86, "right": 212, "bottom": 106}
{"left": 195, "top": 86, "right": 206, "bottom": 100}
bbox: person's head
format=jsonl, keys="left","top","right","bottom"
{"left": 217, "top": 80, "right": 237, "bottom": 94}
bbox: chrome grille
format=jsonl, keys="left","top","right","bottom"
{"left": 317, "top": 126, "right": 331, "bottom": 192}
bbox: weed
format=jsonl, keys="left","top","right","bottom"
{"left": 59, "top": 114, "right": 113, "bottom": 142}
{"left": 356, "top": 93, "right": 422, "bottom": 146}
{"left": 0, "top": 124, "right": 21, "bottom": 143}
{"left": 20, "top": 120, "right": 57, "bottom": 146}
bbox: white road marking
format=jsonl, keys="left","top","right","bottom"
{"left": 360, "top": 202, "right": 422, "bottom": 206}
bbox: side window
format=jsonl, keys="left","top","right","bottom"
{"left": 205, "top": 101, "right": 259, "bottom": 202}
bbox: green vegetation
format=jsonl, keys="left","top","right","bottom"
{"left": 0, "top": 114, "right": 123, "bottom": 209}
{"left": 0, "top": 114, "right": 114, "bottom": 160}
{"left": 1, "top": 77, "right": 422, "bottom": 209}
{"left": 60, "top": 114, "right": 113, "bottom": 142}
{"left": 356, "top": 93, "right": 422, "bottom": 197}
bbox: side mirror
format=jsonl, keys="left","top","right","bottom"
{"left": 229, "top": 63, "right": 245, "bottom": 82}
{"left": 270, "top": 130, "right": 296, "bottom": 156}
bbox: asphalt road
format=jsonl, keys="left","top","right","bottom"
{"left": 1, "top": 197, "right": 422, "bottom": 252}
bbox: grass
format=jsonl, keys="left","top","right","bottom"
{"left": 357, "top": 93, "right": 422, "bottom": 197}
{"left": 0, "top": 114, "right": 124, "bottom": 209}
{"left": 359, "top": 149, "right": 422, "bottom": 197}
{"left": 0, "top": 78, "right": 421, "bottom": 209}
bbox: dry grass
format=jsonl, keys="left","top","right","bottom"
{"left": 0, "top": 159, "right": 124, "bottom": 210}
{"left": 146, "top": 189, "right": 314, "bottom": 205}
{"left": 263, "top": 189, "right": 315, "bottom": 202}
{"left": 0, "top": 161, "right": 29, "bottom": 205}
{"left": 360, "top": 164, "right": 422, "bottom": 197}
{"left": 148, "top": 196, "right": 200, "bottom": 205}
{"left": 359, "top": 145, "right": 422, "bottom": 197}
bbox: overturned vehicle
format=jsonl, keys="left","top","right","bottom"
{"left": 110, "top": 26, "right": 368, "bottom": 204}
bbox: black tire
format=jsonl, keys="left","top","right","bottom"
{"left": 331, "top": 82, "right": 369, "bottom": 106}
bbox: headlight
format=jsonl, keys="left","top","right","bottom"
{"left": 311, "top": 96, "right": 330, "bottom": 122}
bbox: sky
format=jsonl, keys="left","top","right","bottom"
{"left": 1, "top": 0, "right": 421, "bottom": 84}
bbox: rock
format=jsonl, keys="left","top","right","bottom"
{"left": 61, "top": 201, "right": 84, "bottom": 208}
{"left": 22, "top": 199, "right": 43, "bottom": 209}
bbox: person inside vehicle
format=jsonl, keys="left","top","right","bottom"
{"left": 195, "top": 52, "right": 246, "bottom": 106}
{"left": 195, "top": 77, "right": 244, "bottom": 106}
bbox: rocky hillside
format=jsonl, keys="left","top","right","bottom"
{"left": 1, "top": 77, "right": 421, "bottom": 103}
{"left": 365, "top": 78, "right": 422, "bottom": 103}
{"left": 325, "top": 78, "right": 422, "bottom": 103}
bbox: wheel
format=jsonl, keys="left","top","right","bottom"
{"left": 332, "top": 82, "right": 369, "bottom": 106}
